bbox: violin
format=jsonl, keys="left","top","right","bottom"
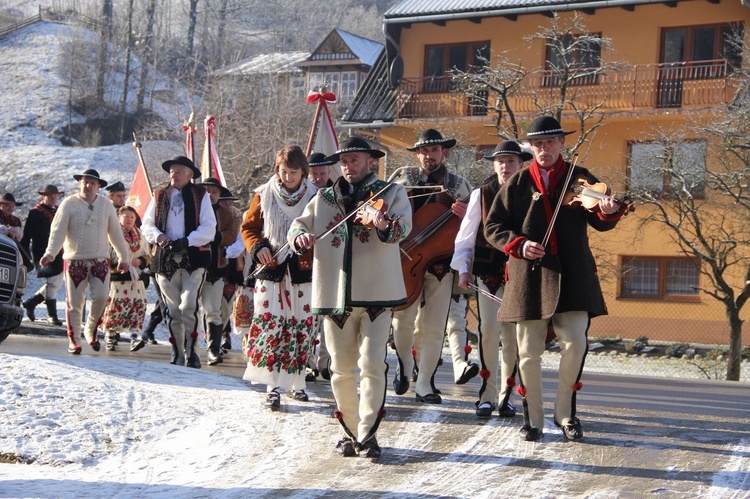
{"left": 563, "top": 174, "right": 635, "bottom": 215}
{"left": 353, "top": 197, "right": 394, "bottom": 229}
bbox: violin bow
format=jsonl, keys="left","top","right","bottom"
{"left": 467, "top": 283, "right": 502, "bottom": 305}
{"left": 251, "top": 182, "right": 396, "bottom": 278}
{"left": 532, "top": 153, "right": 579, "bottom": 272}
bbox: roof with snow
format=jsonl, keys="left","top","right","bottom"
{"left": 298, "top": 29, "right": 384, "bottom": 69}
{"left": 385, "top": 0, "right": 695, "bottom": 21}
{"left": 215, "top": 51, "right": 310, "bottom": 77}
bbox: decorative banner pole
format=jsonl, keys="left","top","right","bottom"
{"left": 201, "top": 115, "right": 226, "bottom": 185}
{"left": 306, "top": 88, "right": 341, "bottom": 179}
{"left": 129, "top": 133, "right": 154, "bottom": 219}
{"left": 183, "top": 112, "right": 197, "bottom": 165}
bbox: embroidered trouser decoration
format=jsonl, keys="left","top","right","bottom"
{"left": 158, "top": 266, "right": 206, "bottom": 366}
{"left": 393, "top": 272, "right": 453, "bottom": 396}
{"left": 64, "top": 259, "right": 111, "bottom": 345}
{"left": 325, "top": 308, "right": 390, "bottom": 442}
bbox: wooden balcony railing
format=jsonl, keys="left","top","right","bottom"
{"left": 396, "top": 60, "right": 737, "bottom": 119}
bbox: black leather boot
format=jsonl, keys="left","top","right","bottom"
{"left": 23, "top": 293, "right": 45, "bottom": 322}
{"left": 207, "top": 323, "right": 224, "bottom": 366}
{"left": 46, "top": 299, "right": 63, "bottom": 326}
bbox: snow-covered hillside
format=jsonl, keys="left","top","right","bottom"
{"left": 0, "top": 20, "right": 187, "bottom": 204}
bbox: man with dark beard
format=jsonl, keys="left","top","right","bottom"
{"left": 390, "top": 129, "right": 473, "bottom": 404}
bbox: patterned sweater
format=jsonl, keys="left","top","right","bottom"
{"left": 44, "top": 194, "right": 129, "bottom": 264}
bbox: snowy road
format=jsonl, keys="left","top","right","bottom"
{"left": 1, "top": 333, "right": 749, "bottom": 498}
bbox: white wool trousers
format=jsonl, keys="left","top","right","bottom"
{"left": 324, "top": 308, "right": 391, "bottom": 442}
{"left": 63, "top": 259, "right": 110, "bottom": 345}
{"left": 476, "top": 283, "right": 517, "bottom": 407}
{"left": 516, "top": 310, "right": 589, "bottom": 430}
{"left": 200, "top": 278, "right": 225, "bottom": 328}
{"left": 39, "top": 273, "right": 64, "bottom": 301}
{"left": 392, "top": 272, "right": 453, "bottom": 396}
{"left": 157, "top": 267, "right": 206, "bottom": 366}
{"left": 445, "top": 294, "right": 471, "bottom": 381}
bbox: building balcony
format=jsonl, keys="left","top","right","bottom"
{"left": 396, "top": 60, "right": 737, "bottom": 120}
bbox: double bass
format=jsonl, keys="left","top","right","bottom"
{"left": 397, "top": 190, "right": 468, "bottom": 311}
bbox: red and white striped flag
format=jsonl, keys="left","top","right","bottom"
{"left": 201, "top": 115, "right": 226, "bottom": 185}
{"left": 306, "top": 91, "right": 340, "bottom": 179}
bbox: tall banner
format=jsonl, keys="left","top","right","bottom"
{"left": 129, "top": 135, "right": 153, "bottom": 219}
{"left": 183, "top": 113, "right": 197, "bottom": 165}
{"left": 306, "top": 91, "right": 341, "bottom": 179}
{"left": 201, "top": 115, "right": 226, "bottom": 185}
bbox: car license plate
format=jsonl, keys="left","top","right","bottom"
{"left": 0, "top": 266, "right": 9, "bottom": 284}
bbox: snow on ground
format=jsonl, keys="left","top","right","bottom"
{"left": 1, "top": 351, "right": 749, "bottom": 498}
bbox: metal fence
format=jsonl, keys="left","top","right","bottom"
{"left": 462, "top": 295, "right": 750, "bottom": 383}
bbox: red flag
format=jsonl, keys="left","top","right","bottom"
{"left": 201, "top": 115, "right": 226, "bottom": 185}
{"left": 183, "top": 113, "right": 197, "bottom": 164}
{"left": 127, "top": 148, "right": 153, "bottom": 219}
{"left": 306, "top": 91, "right": 340, "bottom": 179}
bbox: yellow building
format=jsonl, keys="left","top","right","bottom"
{"left": 344, "top": 0, "right": 750, "bottom": 346}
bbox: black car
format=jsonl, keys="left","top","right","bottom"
{"left": 0, "top": 233, "right": 27, "bottom": 344}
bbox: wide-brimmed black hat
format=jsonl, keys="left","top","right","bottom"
{"left": 522, "top": 116, "right": 575, "bottom": 141}
{"left": 0, "top": 193, "right": 22, "bottom": 206}
{"left": 73, "top": 168, "right": 108, "bottom": 188}
{"left": 105, "top": 181, "right": 126, "bottom": 193}
{"left": 483, "top": 140, "right": 533, "bottom": 162}
{"left": 219, "top": 186, "right": 233, "bottom": 199}
{"left": 326, "top": 137, "right": 385, "bottom": 162}
{"left": 196, "top": 177, "right": 233, "bottom": 198}
{"left": 38, "top": 184, "right": 63, "bottom": 195}
{"left": 162, "top": 156, "right": 201, "bottom": 178}
{"left": 406, "top": 129, "right": 457, "bottom": 151}
{"left": 307, "top": 152, "right": 336, "bottom": 167}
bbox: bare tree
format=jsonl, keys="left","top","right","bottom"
{"left": 135, "top": 0, "right": 157, "bottom": 114}
{"left": 452, "top": 13, "right": 620, "bottom": 156}
{"left": 95, "top": 0, "right": 113, "bottom": 104}
{"left": 625, "top": 28, "right": 750, "bottom": 381}
{"left": 187, "top": 0, "right": 199, "bottom": 59}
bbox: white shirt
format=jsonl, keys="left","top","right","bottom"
{"left": 450, "top": 187, "right": 482, "bottom": 276}
{"left": 142, "top": 185, "right": 217, "bottom": 247}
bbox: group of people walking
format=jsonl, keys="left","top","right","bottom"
{"left": 3, "top": 115, "right": 628, "bottom": 459}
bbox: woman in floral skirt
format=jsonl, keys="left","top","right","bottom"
{"left": 102, "top": 206, "right": 150, "bottom": 351}
{"left": 241, "top": 145, "right": 317, "bottom": 410}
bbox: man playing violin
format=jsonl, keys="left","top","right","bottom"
{"left": 390, "top": 129, "right": 474, "bottom": 404}
{"left": 452, "top": 140, "right": 531, "bottom": 419}
{"left": 290, "top": 137, "right": 412, "bottom": 459}
{"left": 484, "top": 116, "right": 628, "bottom": 442}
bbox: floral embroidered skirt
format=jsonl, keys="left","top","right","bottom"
{"left": 102, "top": 280, "right": 148, "bottom": 334}
{"left": 242, "top": 273, "right": 315, "bottom": 391}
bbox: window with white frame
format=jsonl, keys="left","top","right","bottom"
{"left": 324, "top": 72, "right": 341, "bottom": 96}
{"left": 340, "top": 71, "right": 358, "bottom": 102}
{"left": 620, "top": 256, "right": 700, "bottom": 300}
{"left": 308, "top": 72, "right": 325, "bottom": 92}
{"left": 628, "top": 140, "right": 706, "bottom": 197}
{"left": 289, "top": 77, "right": 306, "bottom": 99}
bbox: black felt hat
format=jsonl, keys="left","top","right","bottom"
{"left": 325, "top": 137, "right": 385, "bottom": 162}
{"left": 105, "top": 181, "right": 127, "bottom": 193}
{"left": 73, "top": 168, "right": 108, "bottom": 188}
{"left": 406, "top": 129, "right": 457, "bottom": 151}
{"left": 38, "top": 184, "right": 63, "bottom": 195}
{"left": 0, "top": 192, "right": 22, "bottom": 206}
{"left": 483, "top": 140, "right": 533, "bottom": 162}
{"left": 307, "top": 152, "right": 336, "bottom": 167}
{"left": 522, "top": 116, "right": 575, "bottom": 141}
{"left": 161, "top": 156, "right": 201, "bottom": 178}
